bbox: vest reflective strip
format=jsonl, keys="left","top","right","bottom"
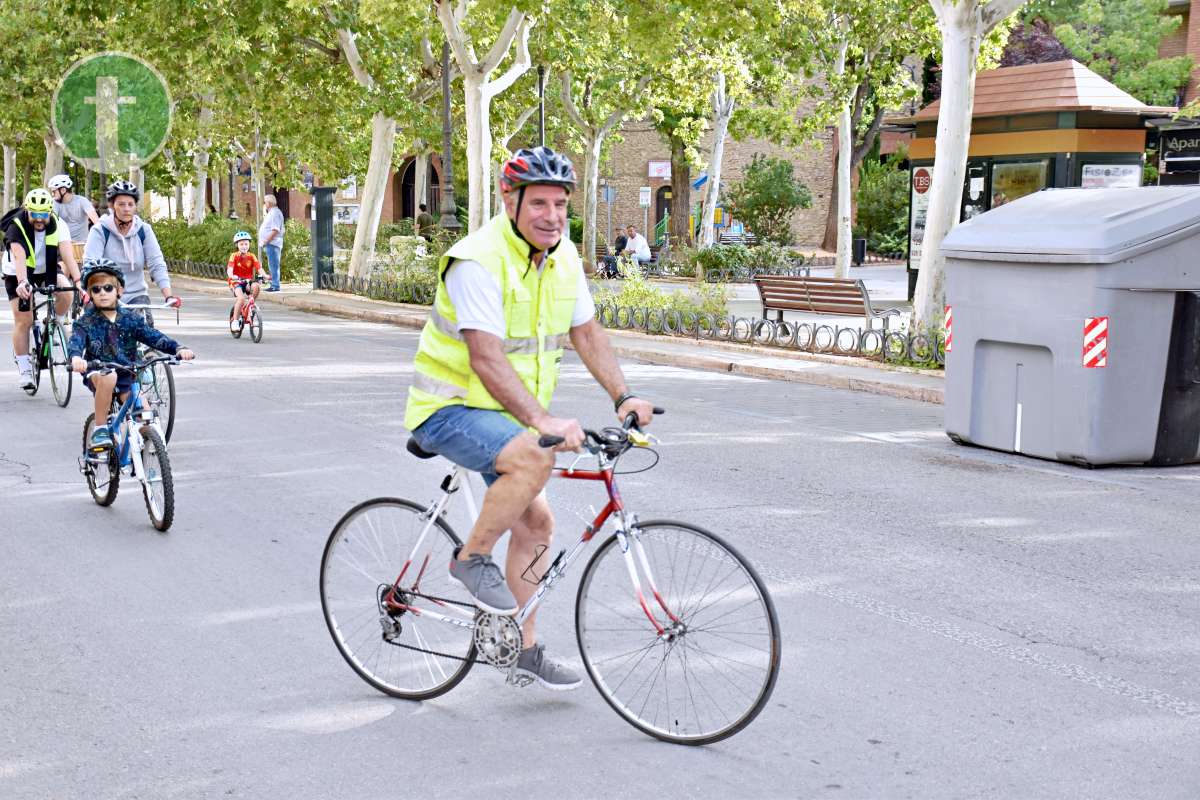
{"left": 412, "top": 371, "right": 467, "bottom": 400}
{"left": 428, "top": 306, "right": 463, "bottom": 341}
{"left": 543, "top": 333, "right": 567, "bottom": 351}
{"left": 429, "top": 306, "right": 546, "bottom": 355}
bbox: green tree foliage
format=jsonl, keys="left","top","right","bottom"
{"left": 724, "top": 154, "right": 812, "bottom": 245}
{"left": 854, "top": 148, "right": 910, "bottom": 256}
{"left": 1029, "top": 0, "right": 1191, "bottom": 105}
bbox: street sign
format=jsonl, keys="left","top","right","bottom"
{"left": 639, "top": 186, "right": 651, "bottom": 207}
{"left": 53, "top": 52, "right": 172, "bottom": 174}
{"left": 602, "top": 184, "right": 616, "bottom": 204}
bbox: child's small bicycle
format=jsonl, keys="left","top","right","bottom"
{"left": 78, "top": 356, "right": 186, "bottom": 532}
{"left": 229, "top": 278, "right": 264, "bottom": 343}
{"left": 319, "top": 412, "right": 781, "bottom": 745}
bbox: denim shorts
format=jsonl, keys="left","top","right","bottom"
{"left": 410, "top": 405, "right": 525, "bottom": 485}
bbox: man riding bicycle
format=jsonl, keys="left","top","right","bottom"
{"left": 83, "top": 181, "right": 181, "bottom": 321}
{"left": 4, "top": 188, "right": 82, "bottom": 389}
{"left": 404, "top": 146, "right": 656, "bottom": 690}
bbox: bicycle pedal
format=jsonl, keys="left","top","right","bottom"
{"left": 506, "top": 669, "right": 534, "bottom": 688}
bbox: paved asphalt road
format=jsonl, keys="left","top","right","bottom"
{"left": 2, "top": 291, "right": 1198, "bottom": 799}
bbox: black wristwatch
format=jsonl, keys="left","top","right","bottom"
{"left": 613, "top": 391, "right": 637, "bottom": 412}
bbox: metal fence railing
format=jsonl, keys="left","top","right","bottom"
{"left": 167, "top": 259, "right": 941, "bottom": 368}
{"left": 594, "top": 302, "right": 944, "bottom": 368}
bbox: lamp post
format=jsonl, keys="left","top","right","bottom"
{"left": 438, "top": 41, "right": 461, "bottom": 231}
{"left": 537, "top": 65, "right": 546, "bottom": 148}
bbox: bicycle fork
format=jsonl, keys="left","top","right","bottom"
{"left": 614, "top": 518, "right": 683, "bottom": 639}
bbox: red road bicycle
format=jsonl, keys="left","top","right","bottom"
{"left": 228, "top": 278, "right": 263, "bottom": 343}
{"left": 319, "top": 412, "right": 781, "bottom": 745}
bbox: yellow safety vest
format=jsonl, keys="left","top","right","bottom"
{"left": 404, "top": 213, "right": 582, "bottom": 431}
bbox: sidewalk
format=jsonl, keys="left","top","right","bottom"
{"left": 169, "top": 275, "right": 943, "bottom": 405}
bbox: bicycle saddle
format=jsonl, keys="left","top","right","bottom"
{"left": 405, "top": 437, "right": 438, "bottom": 460}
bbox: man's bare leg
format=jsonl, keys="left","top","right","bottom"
{"left": 457, "top": 432, "right": 553, "bottom": 560}
{"left": 506, "top": 494, "right": 554, "bottom": 644}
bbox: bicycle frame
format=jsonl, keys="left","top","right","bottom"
{"left": 389, "top": 454, "right": 681, "bottom": 639}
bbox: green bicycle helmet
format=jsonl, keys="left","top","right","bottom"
{"left": 23, "top": 188, "right": 54, "bottom": 214}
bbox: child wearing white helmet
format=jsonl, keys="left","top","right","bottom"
{"left": 227, "top": 230, "right": 268, "bottom": 331}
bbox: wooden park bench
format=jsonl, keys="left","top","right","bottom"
{"left": 753, "top": 275, "right": 901, "bottom": 331}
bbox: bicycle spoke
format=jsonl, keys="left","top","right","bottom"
{"left": 321, "top": 499, "right": 476, "bottom": 700}
{"left": 578, "top": 522, "right": 779, "bottom": 744}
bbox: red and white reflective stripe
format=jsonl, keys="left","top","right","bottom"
{"left": 1083, "top": 316, "right": 1108, "bottom": 368}
{"left": 944, "top": 305, "right": 953, "bottom": 353}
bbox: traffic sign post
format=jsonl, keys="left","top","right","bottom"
{"left": 640, "top": 186, "right": 651, "bottom": 237}
{"left": 53, "top": 52, "right": 172, "bottom": 176}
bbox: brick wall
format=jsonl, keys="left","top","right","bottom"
{"left": 230, "top": 153, "right": 444, "bottom": 229}
{"left": 1186, "top": 1, "right": 1200, "bottom": 102}
{"left": 1161, "top": 8, "right": 1189, "bottom": 59}
{"left": 581, "top": 120, "right": 833, "bottom": 248}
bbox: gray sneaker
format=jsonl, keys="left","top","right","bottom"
{"left": 514, "top": 644, "right": 583, "bottom": 691}
{"left": 448, "top": 551, "right": 519, "bottom": 615}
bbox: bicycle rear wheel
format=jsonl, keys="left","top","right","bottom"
{"left": 82, "top": 413, "right": 119, "bottom": 506}
{"left": 140, "top": 359, "right": 176, "bottom": 443}
{"left": 576, "top": 520, "right": 780, "bottom": 745}
{"left": 320, "top": 498, "right": 477, "bottom": 700}
{"left": 138, "top": 427, "right": 174, "bottom": 531}
{"left": 249, "top": 306, "right": 263, "bottom": 342}
{"left": 48, "top": 322, "right": 72, "bottom": 407}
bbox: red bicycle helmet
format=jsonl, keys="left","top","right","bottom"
{"left": 500, "top": 147, "right": 577, "bottom": 194}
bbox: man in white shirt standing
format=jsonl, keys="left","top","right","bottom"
{"left": 622, "top": 223, "right": 651, "bottom": 263}
{"left": 258, "top": 195, "right": 285, "bottom": 292}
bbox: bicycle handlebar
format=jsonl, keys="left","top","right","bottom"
{"left": 84, "top": 355, "right": 188, "bottom": 377}
{"left": 539, "top": 407, "right": 665, "bottom": 454}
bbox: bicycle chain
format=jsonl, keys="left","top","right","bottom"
{"left": 380, "top": 589, "right": 486, "bottom": 664}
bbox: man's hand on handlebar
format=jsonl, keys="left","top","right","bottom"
{"left": 535, "top": 414, "right": 586, "bottom": 452}
{"left": 616, "top": 395, "right": 657, "bottom": 428}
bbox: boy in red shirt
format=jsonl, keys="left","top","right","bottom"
{"left": 227, "top": 231, "right": 269, "bottom": 331}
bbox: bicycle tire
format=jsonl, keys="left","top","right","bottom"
{"left": 140, "top": 360, "right": 176, "bottom": 443}
{"left": 82, "top": 413, "right": 119, "bottom": 506}
{"left": 576, "top": 520, "right": 781, "bottom": 745}
{"left": 24, "top": 325, "right": 40, "bottom": 396}
{"left": 138, "top": 426, "right": 174, "bottom": 531}
{"left": 320, "top": 497, "right": 476, "bottom": 701}
{"left": 249, "top": 307, "right": 263, "bottom": 343}
{"left": 49, "top": 322, "right": 72, "bottom": 407}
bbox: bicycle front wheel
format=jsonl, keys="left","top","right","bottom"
{"left": 141, "top": 360, "right": 176, "bottom": 443}
{"left": 138, "top": 426, "right": 174, "bottom": 531}
{"left": 576, "top": 520, "right": 781, "bottom": 745}
{"left": 48, "top": 322, "right": 72, "bottom": 407}
{"left": 249, "top": 307, "right": 263, "bottom": 342}
{"left": 320, "top": 498, "right": 477, "bottom": 700}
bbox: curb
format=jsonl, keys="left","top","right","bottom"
{"left": 168, "top": 275, "right": 943, "bottom": 405}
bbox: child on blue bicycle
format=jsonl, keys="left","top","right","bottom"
{"left": 68, "top": 259, "right": 194, "bottom": 449}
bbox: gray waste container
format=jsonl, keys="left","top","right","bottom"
{"left": 942, "top": 186, "right": 1200, "bottom": 466}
